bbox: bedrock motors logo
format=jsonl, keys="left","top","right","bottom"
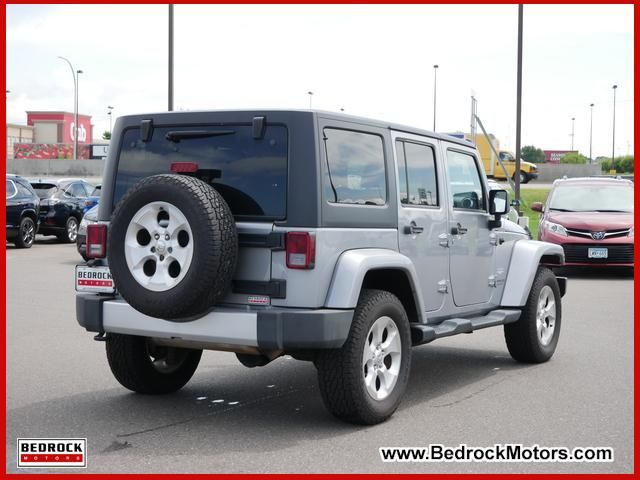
{"left": 17, "top": 438, "right": 87, "bottom": 468}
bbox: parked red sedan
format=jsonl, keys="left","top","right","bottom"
{"left": 532, "top": 177, "right": 634, "bottom": 267}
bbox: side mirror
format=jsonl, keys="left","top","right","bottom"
{"left": 531, "top": 202, "right": 544, "bottom": 212}
{"left": 489, "top": 189, "right": 509, "bottom": 216}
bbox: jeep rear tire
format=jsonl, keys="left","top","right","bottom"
{"left": 504, "top": 267, "right": 561, "bottom": 363}
{"left": 315, "top": 289, "right": 411, "bottom": 425}
{"left": 108, "top": 174, "right": 238, "bottom": 319}
{"left": 106, "top": 334, "right": 202, "bottom": 394}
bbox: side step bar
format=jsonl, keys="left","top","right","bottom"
{"left": 411, "top": 309, "right": 521, "bottom": 346}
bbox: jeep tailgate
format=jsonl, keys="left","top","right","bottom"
{"left": 224, "top": 221, "right": 280, "bottom": 306}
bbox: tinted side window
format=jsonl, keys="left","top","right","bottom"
{"left": 6, "top": 180, "right": 17, "bottom": 198}
{"left": 15, "top": 179, "right": 34, "bottom": 194}
{"left": 69, "top": 183, "right": 87, "bottom": 198}
{"left": 446, "top": 150, "right": 485, "bottom": 210}
{"left": 399, "top": 141, "right": 438, "bottom": 207}
{"left": 324, "top": 128, "right": 386, "bottom": 206}
{"left": 15, "top": 181, "right": 34, "bottom": 197}
{"left": 80, "top": 182, "right": 94, "bottom": 197}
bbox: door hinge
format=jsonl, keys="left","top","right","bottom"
{"left": 488, "top": 275, "right": 497, "bottom": 288}
{"left": 437, "top": 280, "right": 449, "bottom": 293}
{"left": 489, "top": 233, "right": 499, "bottom": 246}
{"left": 438, "top": 233, "right": 450, "bottom": 248}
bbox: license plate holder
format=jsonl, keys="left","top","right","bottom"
{"left": 588, "top": 247, "right": 608, "bottom": 259}
{"left": 75, "top": 265, "right": 115, "bottom": 293}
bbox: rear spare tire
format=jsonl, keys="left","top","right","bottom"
{"left": 108, "top": 174, "right": 238, "bottom": 319}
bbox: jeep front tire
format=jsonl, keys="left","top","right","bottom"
{"left": 315, "top": 289, "right": 411, "bottom": 425}
{"left": 504, "top": 267, "right": 561, "bottom": 363}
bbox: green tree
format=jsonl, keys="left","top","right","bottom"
{"left": 601, "top": 155, "right": 634, "bottom": 173}
{"left": 561, "top": 152, "right": 588, "bottom": 164}
{"left": 521, "top": 145, "right": 545, "bottom": 163}
{"left": 102, "top": 130, "right": 111, "bottom": 140}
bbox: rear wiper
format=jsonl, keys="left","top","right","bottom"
{"left": 165, "top": 130, "right": 235, "bottom": 142}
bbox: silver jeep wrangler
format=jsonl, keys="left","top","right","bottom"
{"left": 76, "top": 110, "right": 566, "bottom": 425}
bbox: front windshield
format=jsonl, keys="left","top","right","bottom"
{"left": 549, "top": 184, "right": 634, "bottom": 212}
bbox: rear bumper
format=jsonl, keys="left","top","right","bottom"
{"left": 76, "top": 294, "right": 354, "bottom": 351}
{"left": 76, "top": 233, "right": 86, "bottom": 254}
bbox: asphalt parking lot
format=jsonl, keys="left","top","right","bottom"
{"left": 6, "top": 238, "right": 634, "bottom": 474}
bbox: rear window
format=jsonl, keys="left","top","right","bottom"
{"left": 6, "top": 179, "right": 17, "bottom": 198}
{"left": 114, "top": 125, "right": 288, "bottom": 219}
{"left": 31, "top": 183, "right": 58, "bottom": 199}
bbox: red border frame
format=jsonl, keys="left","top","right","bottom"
{"left": 2, "top": 1, "right": 638, "bottom": 478}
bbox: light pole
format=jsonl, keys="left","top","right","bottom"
{"left": 514, "top": 4, "right": 523, "bottom": 211}
{"left": 76, "top": 69, "right": 83, "bottom": 158}
{"left": 589, "top": 103, "right": 594, "bottom": 164}
{"left": 432, "top": 64, "right": 439, "bottom": 131}
{"left": 58, "top": 56, "right": 82, "bottom": 160}
{"left": 570, "top": 117, "right": 575, "bottom": 151}
{"left": 612, "top": 85, "right": 618, "bottom": 167}
{"left": 307, "top": 91, "right": 313, "bottom": 109}
{"left": 108, "top": 106, "right": 114, "bottom": 136}
{"left": 168, "top": 4, "right": 174, "bottom": 111}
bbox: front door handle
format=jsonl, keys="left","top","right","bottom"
{"left": 404, "top": 223, "right": 424, "bottom": 235}
{"left": 451, "top": 223, "right": 468, "bottom": 235}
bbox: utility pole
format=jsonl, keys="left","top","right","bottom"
{"left": 589, "top": 104, "right": 594, "bottom": 163}
{"left": 168, "top": 5, "right": 174, "bottom": 111}
{"left": 514, "top": 5, "right": 523, "bottom": 212}
{"left": 58, "top": 56, "right": 79, "bottom": 160}
{"left": 433, "top": 64, "right": 439, "bottom": 131}
{"left": 570, "top": 117, "right": 575, "bottom": 151}
{"left": 611, "top": 85, "right": 618, "bottom": 167}
{"left": 108, "top": 106, "right": 114, "bottom": 136}
{"left": 308, "top": 91, "right": 313, "bottom": 109}
{"left": 76, "top": 69, "right": 82, "bottom": 158}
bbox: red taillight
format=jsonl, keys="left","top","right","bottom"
{"left": 170, "top": 162, "right": 199, "bottom": 173}
{"left": 286, "top": 232, "right": 315, "bottom": 269}
{"left": 87, "top": 224, "right": 107, "bottom": 259}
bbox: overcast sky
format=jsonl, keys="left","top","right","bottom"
{"left": 6, "top": 4, "right": 634, "bottom": 158}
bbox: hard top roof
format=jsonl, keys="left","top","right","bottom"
{"left": 116, "top": 109, "right": 473, "bottom": 148}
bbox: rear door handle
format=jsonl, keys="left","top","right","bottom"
{"left": 404, "top": 223, "right": 424, "bottom": 235}
{"left": 451, "top": 223, "right": 468, "bottom": 235}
